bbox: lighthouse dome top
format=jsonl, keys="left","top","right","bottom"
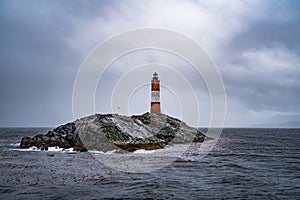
{"left": 152, "top": 72, "right": 159, "bottom": 80}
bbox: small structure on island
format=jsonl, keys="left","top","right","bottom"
{"left": 150, "top": 72, "right": 161, "bottom": 113}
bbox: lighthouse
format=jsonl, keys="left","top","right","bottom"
{"left": 150, "top": 72, "right": 161, "bottom": 113}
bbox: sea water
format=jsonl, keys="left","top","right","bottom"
{"left": 0, "top": 128, "right": 299, "bottom": 199}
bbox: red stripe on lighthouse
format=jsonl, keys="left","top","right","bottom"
{"left": 150, "top": 72, "right": 161, "bottom": 113}
{"left": 151, "top": 81, "right": 160, "bottom": 91}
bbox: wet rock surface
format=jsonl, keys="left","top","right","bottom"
{"left": 20, "top": 112, "right": 209, "bottom": 152}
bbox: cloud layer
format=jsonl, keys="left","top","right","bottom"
{"left": 0, "top": 0, "right": 299, "bottom": 127}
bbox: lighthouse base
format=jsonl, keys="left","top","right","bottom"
{"left": 150, "top": 102, "right": 161, "bottom": 113}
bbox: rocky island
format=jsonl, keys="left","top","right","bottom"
{"left": 20, "top": 112, "right": 209, "bottom": 152}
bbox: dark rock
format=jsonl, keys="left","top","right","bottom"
{"left": 113, "top": 141, "right": 164, "bottom": 152}
{"left": 192, "top": 130, "right": 211, "bottom": 142}
{"left": 132, "top": 112, "right": 151, "bottom": 124}
{"left": 20, "top": 136, "right": 32, "bottom": 149}
{"left": 73, "top": 141, "right": 88, "bottom": 152}
{"left": 40, "top": 135, "right": 50, "bottom": 143}
{"left": 54, "top": 122, "right": 75, "bottom": 134}
{"left": 155, "top": 127, "right": 176, "bottom": 143}
{"left": 39, "top": 143, "right": 48, "bottom": 151}
{"left": 192, "top": 134, "right": 205, "bottom": 142}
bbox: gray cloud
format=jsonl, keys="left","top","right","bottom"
{"left": 0, "top": 0, "right": 299, "bottom": 127}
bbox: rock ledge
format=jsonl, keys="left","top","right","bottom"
{"left": 20, "top": 112, "right": 209, "bottom": 152}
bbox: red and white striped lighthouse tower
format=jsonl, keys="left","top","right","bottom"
{"left": 150, "top": 72, "right": 161, "bottom": 113}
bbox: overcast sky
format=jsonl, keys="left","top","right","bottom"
{"left": 0, "top": 0, "right": 300, "bottom": 127}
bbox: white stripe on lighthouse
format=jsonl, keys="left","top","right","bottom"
{"left": 151, "top": 91, "right": 160, "bottom": 102}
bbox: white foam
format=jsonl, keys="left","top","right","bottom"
{"left": 10, "top": 146, "right": 40, "bottom": 151}
{"left": 88, "top": 144, "right": 189, "bottom": 155}
{"left": 89, "top": 149, "right": 117, "bottom": 154}
{"left": 48, "top": 146, "right": 76, "bottom": 153}
{"left": 10, "top": 146, "right": 76, "bottom": 153}
{"left": 133, "top": 149, "right": 160, "bottom": 154}
{"left": 9, "top": 142, "right": 20, "bottom": 147}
